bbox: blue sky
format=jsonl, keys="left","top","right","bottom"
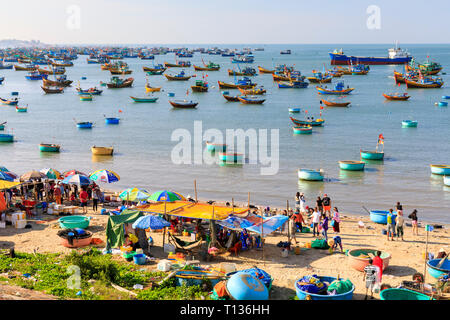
{"left": 0, "top": 0, "right": 449, "bottom": 44}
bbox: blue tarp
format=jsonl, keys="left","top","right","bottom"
{"left": 218, "top": 214, "right": 288, "bottom": 236}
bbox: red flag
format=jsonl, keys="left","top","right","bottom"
{"left": 305, "top": 110, "right": 308, "bottom": 114}
{"left": 320, "top": 106, "right": 324, "bottom": 110}
{"left": 118, "top": 109, "right": 123, "bottom": 113}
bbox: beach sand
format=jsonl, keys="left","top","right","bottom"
{"left": 0, "top": 201, "right": 448, "bottom": 300}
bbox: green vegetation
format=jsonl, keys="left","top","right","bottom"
{"left": 0, "top": 248, "right": 210, "bottom": 300}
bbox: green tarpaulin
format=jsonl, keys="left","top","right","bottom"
{"left": 105, "top": 210, "right": 143, "bottom": 250}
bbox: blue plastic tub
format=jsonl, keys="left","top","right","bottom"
{"left": 133, "top": 254, "right": 147, "bottom": 265}
{"left": 295, "top": 276, "right": 354, "bottom": 300}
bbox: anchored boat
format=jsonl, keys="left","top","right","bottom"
{"left": 339, "top": 160, "right": 365, "bottom": 171}
{"left": 39, "top": 143, "right": 60, "bottom": 152}
{"left": 290, "top": 116, "right": 325, "bottom": 127}
{"left": 383, "top": 93, "right": 410, "bottom": 100}
{"left": 169, "top": 100, "right": 198, "bottom": 109}
{"left": 91, "top": 146, "right": 114, "bottom": 155}
{"left": 293, "top": 126, "right": 312, "bottom": 134}
{"left": 321, "top": 99, "right": 350, "bottom": 107}
{"left": 316, "top": 81, "right": 354, "bottom": 95}
{"left": 402, "top": 120, "right": 418, "bottom": 128}
{"left": 298, "top": 168, "right": 324, "bottom": 181}
{"left": 430, "top": 164, "right": 450, "bottom": 175}
{"left": 360, "top": 150, "right": 384, "bottom": 160}
{"left": 130, "top": 96, "right": 159, "bottom": 103}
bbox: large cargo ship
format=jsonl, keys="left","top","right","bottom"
{"left": 329, "top": 44, "right": 412, "bottom": 65}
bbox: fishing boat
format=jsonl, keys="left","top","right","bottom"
{"left": 298, "top": 168, "right": 324, "bottom": 181}
{"left": 232, "top": 55, "right": 254, "bottom": 63}
{"left": 206, "top": 141, "right": 227, "bottom": 152}
{"left": 280, "top": 49, "right": 291, "bottom": 54}
{"left": 222, "top": 92, "right": 240, "bottom": 102}
{"left": 0, "top": 61, "right": 13, "bottom": 69}
{"left": 0, "top": 133, "right": 14, "bottom": 142}
{"left": 15, "top": 106, "right": 27, "bottom": 112}
{"left": 43, "top": 75, "right": 72, "bottom": 87}
{"left": 106, "top": 77, "right": 134, "bottom": 88}
{"left": 194, "top": 62, "right": 220, "bottom": 71}
{"left": 430, "top": 164, "right": 450, "bottom": 175}
{"left": 39, "top": 143, "right": 60, "bottom": 152}
{"left": 14, "top": 64, "right": 36, "bottom": 71}
{"left": 191, "top": 80, "right": 209, "bottom": 92}
{"left": 320, "top": 99, "right": 350, "bottom": 107}
{"left": 218, "top": 77, "right": 256, "bottom": 89}
{"left": 76, "top": 87, "right": 103, "bottom": 95}
{"left": 142, "top": 65, "right": 166, "bottom": 73}
{"left": 405, "top": 77, "right": 444, "bottom": 88}
{"left": 360, "top": 150, "right": 384, "bottom": 160}
{"left": 145, "top": 83, "right": 161, "bottom": 92}
{"left": 238, "top": 87, "right": 265, "bottom": 95}
{"left": 289, "top": 108, "right": 301, "bottom": 113}
{"left": 130, "top": 96, "right": 159, "bottom": 103}
{"left": 401, "top": 120, "right": 418, "bottom": 128}
{"left": 258, "top": 66, "right": 275, "bottom": 74}
{"left": 146, "top": 69, "right": 165, "bottom": 75}
{"left": 164, "top": 61, "right": 191, "bottom": 68}
{"left": 91, "top": 146, "right": 113, "bottom": 155}
{"left": 418, "top": 58, "right": 443, "bottom": 75}
{"left": 228, "top": 67, "right": 257, "bottom": 76}
{"left": 329, "top": 44, "right": 411, "bottom": 65}
{"left": 306, "top": 71, "right": 332, "bottom": 83}
{"left": 37, "top": 67, "right": 65, "bottom": 75}
{"left": 169, "top": 100, "right": 198, "bottom": 109}
{"left": 380, "top": 288, "right": 434, "bottom": 301}
{"left": 105, "top": 117, "right": 120, "bottom": 125}
{"left": 316, "top": 82, "right": 354, "bottom": 95}
{"left": 0, "top": 122, "right": 5, "bottom": 131}
{"left": 290, "top": 116, "right": 324, "bottom": 127}
{"left": 218, "top": 152, "right": 243, "bottom": 163}
{"left": 25, "top": 71, "right": 47, "bottom": 80}
{"left": 444, "top": 176, "right": 450, "bottom": 187}
{"left": 339, "top": 160, "right": 365, "bottom": 171}
{"left": 293, "top": 126, "right": 312, "bottom": 134}
{"left": 272, "top": 72, "right": 291, "bottom": 82}
{"left": 0, "top": 77, "right": 3, "bottom": 85}
{"left": 109, "top": 67, "right": 132, "bottom": 75}
{"left": 238, "top": 96, "right": 265, "bottom": 104}
{"left": 164, "top": 70, "right": 191, "bottom": 81}
{"left": 41, "top": 86, "right": 64, "bottom": 94}
{"left": 277, "top": 79, "right": 309, "bottom": 88}
{"left": 51, "top": 60, "right": 73, "bottom": 67}
{"left": 79, "top": 94, "right": 93, "bottom": 101}
{"left": 0, "top": 97, "right": 19, "bottom": 105}
{"left": 383, "top": 93, "right": 410, "bottom": 100}
{"left": 77, "top": 122, "right": 93, "bottom": 129}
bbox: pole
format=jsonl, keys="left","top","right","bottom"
{"left": 194, "top": 180, "right": 198, "bottom": 202}
{"left": 232, "top": 198, "right": 234, "bottom": 214}
{"left": 247, "top": 192, "right": 250, "bottom": 209}
{"left": 261, "top": 213, "right": 265, "bottom": 266}
{"left": 423, "top": 227, "right": 429, "bottom": 284}
{"left": 287, "top": 200, "right": 290, "bottom": 241}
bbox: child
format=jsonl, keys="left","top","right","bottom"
{"left": 331, "top": 235, "right": 343, "bottom": 252}
{"left": 363, "top": 259, "right": 379, "bottom": 300}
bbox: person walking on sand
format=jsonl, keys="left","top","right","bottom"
{"left": 321, "top": 213, "right": 329, "bottom": 241}
{"left": 311, "top": 208, "right": 321, "bottom": 237}
{"left": 79, "top": 187, "right": 88, "bottom": 214}
{"left": 316, "top": 196, "right": 323, "bottom": 214}
{"left": 322, "top": 193, "right": 331, "bottom": 217}
{"left": 290, "top": 209, "right": 304, "bottom": 243}
{"left": 363, "top": 259, "right": 379, "bottom": 300}
{"left": 396, "top": 210, "right": 405, "bottom": 241}
{"left": 386, "top": 209, "right": 396, "bottom": 241}
{"left": 92, "top": 187, "right": 99, "bottom": 212}
{"left": 332, "top": 207, "right": 341, "bottom": 233}
{"left": 408, "top": 209, "right": 419, "bottom": 236}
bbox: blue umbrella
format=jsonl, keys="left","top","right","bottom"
{"left": 62, "top": 174, "right": 91, "bottom": 186}
{"left": 0, "top": 171, "right": 14, "bottom": 182}
{"left": 132, "top": 215, "right": 171, "bottom": 230}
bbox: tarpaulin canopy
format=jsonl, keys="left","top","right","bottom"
{"left": 217, "top": 212, "right": 263, "bottom": 231}
{"left": 247, "top": 215, "right": 289, "bottom": 236}
{"left": 135, "top": 201, "right": 249, "bottom": 221}
{"left": 218, "top": 214, "right": 288, "bottom": 236}
{"left": 105, "top": 210, "right": 143, "bottom": 250}
{"left": 0, "top": 181, "right": 21, "bottom": 190}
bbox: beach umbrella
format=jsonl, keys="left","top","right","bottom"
{"left": 20, "top": 170, "right": 47, "bottom": 181}
{"left": 0, "top": 172, "right": 14, "bottom": 182}
{"left": 89, "top": 169, "right": 120, "bottom": 183}
{"left": 40, "top": 168, "right": 61, "bottom": 180}
{"left": 0, "top": 166, "right": 10, "bottom": 172}
{"left": 148, "top": 190, "right": 184, "bottom": 202}
{"left": 63, "top": 170, "right": 88, "bottom": 178}
{"left": 119, "top": 188, "right": 151, "bottom": 202}
{"left": 1, "top": 171, "right": 18, "bottom": 180}
{"left": 61, "top": 174, "right": 91, "bottom": 186}
{"left": 132, "top": 215, "right": 171, "bottom": 230}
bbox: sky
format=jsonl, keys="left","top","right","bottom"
{"left": 0, "top": 0, "right": 449, "bottom": 45}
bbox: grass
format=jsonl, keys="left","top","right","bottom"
{"left": 0, "top": 248, "right": 210, "bottom": 300}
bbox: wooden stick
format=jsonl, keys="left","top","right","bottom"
{"left": 424, "top": 228, "right": 429, "bottom": 284}
{"left": 247, "top": 192, "right": 250, "bottom": 209}
{"left": 287, "top": 200, "right": 290, "bottom": 242}
{"left": 194, "top": 180, "right": 198, "bottom": 202}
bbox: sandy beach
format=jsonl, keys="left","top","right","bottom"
{"left": 1, "top": 199, "right": 448, "bottom": 300}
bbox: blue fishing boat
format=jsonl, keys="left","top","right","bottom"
{"left": 360, "top": 150, "right": 384, "bottom": 160}
{"left": 430, "top": 164, "right": 450, "bottom": 175}
{"left": 278, "top": 80, "right": 309, "bottom": 88}
{"left": 316, "top": 81, "right": 354, "bottom": 95}
{"left": 402, "top": 120, "right": 418, "bottom": 128}
{"left": 442, "top": 95, "right": 450, "bottom": 100}
{"left": 77, "top": 122, "right": 93, "bottom": 129}
{"left": 0, "top": 133, "right": 14, "bottom": 142}
{"left": 0, "top": 97, "right": 19, "bottom": 105}
{"left": 289, "top": 108, "right": 301, "bottom": 113}
{"left": 290, "top": 116, "right": 325, "bottom": 127}
{"left": 105, "top": 117, "right": 120, "bottom": 125}
{"left": 369, "top": 210, "right": 396, "bottom": 224}
{"left": 206, "top": 141, "right": 227, "bottom": 152}
{"left": 25, "top": 71, "right": 47, "bottom": 80}
{"left": 295, "top": 276, "right": 354, "bottom": 300}
{"left": 293, "top": 126, "right": 312, "bottom": 134}
{"left": 232, "top": 55, "right": 254, "bottom": 63}
{"left": 437, "top": 101, "right": 448, "bottom": 107}
{"left": 298, "top": 168, "right": 324, "bottom": 181}
{"left": 76, "top": 87, "right": 103, "bottom": 95}
{"left": 426, "top": 259, "right": 450, "bottom": 279}
{"left": 0, "top": 77, "right": 4, "bottom": 84}
{"left": 339, "top": 160, "right": 365, "bottom": 171}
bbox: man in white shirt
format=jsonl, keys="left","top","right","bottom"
{"left": 311, "top": 209, "right": 321, "bottom": 237}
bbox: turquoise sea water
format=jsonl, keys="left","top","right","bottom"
{"left": 0, "top": 44, "right": 449, "bottom": 223}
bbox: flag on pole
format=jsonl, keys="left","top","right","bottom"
{"left": 426, "top": 225, "right": 434, "bottom": 232}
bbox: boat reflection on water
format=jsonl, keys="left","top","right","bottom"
{"left": 338, "top": 169, "right": 365, "bottom": 182}
{"left": 92, "top": 155, "right": 114, "bottom": 163}
{"left": 297, "top": 179, "right": 325, "bottom": 194}
{"left": 39, "top": 150, "right": 61, "bottom": 159}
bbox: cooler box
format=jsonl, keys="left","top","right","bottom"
{"left": 15, "top": 220, "right": 27, "bottom": 229}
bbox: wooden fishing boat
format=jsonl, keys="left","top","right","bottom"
{"left": 278, "top": 80, "right": 309, "bottom": 88}
{"left": 143, "top": 66, "right": 166, "bottom": 73}
{"left": 109, "top": 68, "right": 132, "bottom": 75}
{"left": 290, "top": 116, "right": 325, "bottom": 127}
{"left": 43, "top": 77, "right": 73, "bottom": 87}
{"left": 222, "top": 92, "right": 240, "bottom": 102}
{"left": 164, "top": 61, "right": 191, "bottom": 68}
{"left": 0, "top": 122, "right": 5, "bottom": 131}
{"left": 258, "top": 66, "right": 275, "bottom": 74}
{"left": 405, "top": 78, "right": 444, "bottom": 88}
{"left": 37, "top": 67, "right": 65, "bottom": 75}
{"left": 194, "top": 63, "right": 220, "bottom": 71}
{"left": 130, "top": 96, "right": 159, "bottom": 103}
{"left": 91, "top": 146, "right": 113, "bottom": 155}
{"left": 191, "top": 80, "right": 208, "bottom": 92}
{"left": 238, "top": 87, "right": 266, "bottom": 95}
{"left": 0, "top": 97, "right": 19, "bottom": 105}
{"left": 144, "top": 84, "right": 161, "bottom": 93}
{"left": 39, "top": 143, "right": 60, "bottom": 152}
{"left": 316, "top": 82, "right": 354, "bottom": 95}
{"left": 169, "top": 100, "right": 198, "bottom": 109}
{"left": 360, "top": 150, "right": 384, "bottom": 160}
{"left": 165, "top": 72, "right": 191, "bottom": 81}
{"left": 238, "top": 96, "right": 265, "bottom": 104}
{"left": 41, "top": 86, "right": 64, "bottom": 94}
{"left": 321, "top": 99, "right": 351, "bottom": 107}
{"left": 228, "top": 67, "right": 257, "bottom": 76}
{"left": 293, "top": 126, "right": 312, "bottom": 134}
{"left": 14, "top": 64, "right": 36, "bottom": 71}
{"left": 16, "top": 106, "right": 27, "bottom": 112}
{"left": 206, "top": 141, "right": 227, "bottom": 152}
{"left": 106, "top": 77, "right": 134, "bottom": 88}
{"left": 51, "top": 61, "right": 73, "bottom": 67}
{"left": 218, "top": 78, "right": 256, "bottom": 89}
{"left": 25, "top": 71, "right": 48, "bottom": 80}
{"left": 306, "top": 72, "right": 332, "bottom": 83}
{"left": 272, "top": 73, "right": 291, "bottom": 82}
{"left": 383, "top": 93, "right": 410, "bottom": 100}
{"left": 339, "top": 160, "right": 365, "bottom": 171}
{"left": 298, "top": 168, "right": 324, "bottom": 181}
{"left": 76, "top": 87, "right": 103, "bottom": 95}
{"left": 430, "top": 164, "right": 450, "bottom": 175}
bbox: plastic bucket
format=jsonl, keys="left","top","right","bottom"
{"left": 133, "top": 254, "right": 147, "bottom": 265}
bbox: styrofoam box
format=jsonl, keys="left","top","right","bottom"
{"left": 15, "top": 220, "right": 27, "bottom": 229}
{"left": 0, "top": 221, "right": 6, "bottom": 228}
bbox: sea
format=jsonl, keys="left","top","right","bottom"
{"left": 1, "top": 44, "right": 449, "bottom": 224}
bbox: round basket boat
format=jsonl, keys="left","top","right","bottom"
{"left": 347, "top": 248, "right": 391, "bottom": 272}
{"left": 295, "top": 276, "right": 354, "bottom": 300}
{"left": 426, "top": 258, "right": 450, "bottom": 279}
{"left": 402, "top": 120, "right": 418, "bottom": 128}
{"left": 360, "top": 150, "right": 384, "bottom": 160}
{"left": 438, "top": 101, "right": 448, "bottom": 107}
{"left": 369, "top": 210, "right": 397, "bottom": 224}
{"left": 380, "top": 288, "right": 434, "bottom": 300}
{"left": 58, "top": 216, "right": 91, "bottom": 229}
{"left": 339, "top": 160, "right": 365, "bottom": 171}
{"left": 57, "top": 229, "right": 93, "bottom": 248}
{"left": 430, "top": 164, "right": 450, "bottom": 175}
{"left": 226, "top": 272, "right": 269, "bottom": 300}
{"left": 293, "top": 126, "right": 312, "bottom": 134}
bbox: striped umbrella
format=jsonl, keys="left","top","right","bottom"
{"left": 148, "top": 190, "right": 184, "bottom": 202}
{"left": 119, "top": 188, "right": 151, "bottom": 202}
{"left": 132, "top": 215, "right": 171, "bottom": 230}
{"left": 0, "top": 172, "right": 14, "bottom": 182}
{"left": 40, "top": 168, "right": 61, "bottom": 180}
{"left": 63, "top": 170, "right": 88, "bottom": 178}
{"left": 89, "top": 169, "right": 120, "bottom": 183}
{"left": 62, "top": 174, "right": 91, "bottom": 186}
{"left": 20, "top": 170, "right": 47, "bottom": 181}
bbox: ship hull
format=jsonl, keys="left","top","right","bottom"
{"left": 330, "top": 53, "right": 412, "bottom": 65}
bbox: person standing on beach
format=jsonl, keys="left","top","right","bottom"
{"left": 295, "top": 192, "right": 301, "bottom": 209}
{"left": 408, "top": 209, "right": 419, "bottom": 236}
{"left": 290, "top": 210, "right": 304, "bottom": 243}
{"left": 373, "top": 250, "right": 384, "bottom": 283}
{"left": 332, "top": 207, "right": 341, "bottom": 233}
{"left": 299, "top": 193, "right": 306, "bottom": 213}
{"left": 92, "top": 188, "right": 99, "bottom": 212}
{"left": 54, "top": 183, "right": 62, "bottom": 205}
{"left": 363, "top": 259, "right": 379, "bottom": 300}
{"left": 395, "top": 211, "right": 405, "bottom": 241}
{"left": 321, "top": 214, "right": 329, "bottom": 241}
{"left": 386, "top": 209, "right": 396, "bottom": 241}
{"left": 79, "top": 188, "right": 88, "bottom": 214}
{"left": 311, "top": 208, "right": 321, "bottom": 237}
{"left": 396, "top": 202, "right": 403, "bottom": 212}
{"left": 322, "top": 194, "right": 331, "bottom": 217}
{"left": 316, "top": 196, "right": 323, "bottom": 214}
